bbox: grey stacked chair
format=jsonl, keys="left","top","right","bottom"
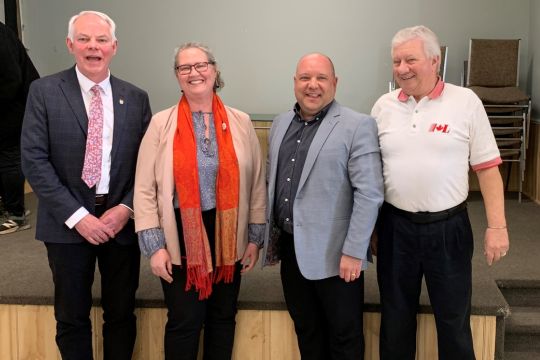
{"left": 389, "top": 46, "right": 448, "bottom": 92}
{"left": 439, "top": 45, "right": 448, "bottom": 82}
{"left": 466, "top": 39, "right": 532, "bottom": 202}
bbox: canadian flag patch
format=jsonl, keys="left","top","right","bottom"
{"left": 429, "top": 123, "right": 450, "bottom": 133}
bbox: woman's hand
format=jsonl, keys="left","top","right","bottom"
{"left": 150, "top": 249, "right": 173, "bottom": 283}
{"left": 240, "top": 243, "right": 260, "bottom": 274}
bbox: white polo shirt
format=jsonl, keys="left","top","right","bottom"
{"left": 371, "top": 81, "right": 501, "bottom": 212}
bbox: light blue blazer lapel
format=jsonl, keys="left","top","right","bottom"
{"left": 59, "top": 67, "right": 88, "bottom": 134}
{"left": 296, "top": 102, "right": 340, "bottom": 194}
{"left": 110, "top": 76, "right": 127, "bottom": 164}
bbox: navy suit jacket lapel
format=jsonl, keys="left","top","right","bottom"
{"left": 110, "top": 75, "right": 126, "bottom": 165}
{"left": 59, "top": 67, "right": 88, "bottom": 134}
{"left": 297, "top": 102, "right": 340, "bottom": 193}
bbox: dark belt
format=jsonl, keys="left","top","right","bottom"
{"left": 386, "top": 201, "right": 467, "bottom": 224}
{"left": 95, "top": 194, "right": 108, "bottom": 206}
{"left": 280, "top": 230, "right": 294, "bottom": 240}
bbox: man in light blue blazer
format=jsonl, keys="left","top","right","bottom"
{"left": 262, "top": 53, "right": 384, "bottom": 360}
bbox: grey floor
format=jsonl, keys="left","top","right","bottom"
{"left": 1, "top": 191, "right": 539, "bottom": 359}
{"left": 1, "top": 191, "right": 538, "bottom": 306}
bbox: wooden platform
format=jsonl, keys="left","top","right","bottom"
{"left": 0, "top": 305, "right": 496, "bottom": 360}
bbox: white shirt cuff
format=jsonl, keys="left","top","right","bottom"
{"left": 119, "top": 203, "right": 135, "bottom": 219}
{"left": 65, "top": 207, "right": 90, "bottom": 229}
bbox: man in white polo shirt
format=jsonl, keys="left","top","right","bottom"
{"left": 371, "top": 25, "right": 509, "bottom": 360}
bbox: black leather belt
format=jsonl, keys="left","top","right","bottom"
{"left": 280, "top": 230, "right": 294, "bottom": 239}
{"left": 386, "top": 201, "right": 467, "bottom": 224}
{"left": 95, "top": 194, "right": 108, "bottom": 206}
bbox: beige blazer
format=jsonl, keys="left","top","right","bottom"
{"left": 134, "top": 104, "right": 266, "bottom": 265}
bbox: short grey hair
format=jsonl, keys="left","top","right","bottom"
{"left": 391, "top": 25, "right": 441, "bottom": 64}
{"left": 67, "top": 10, "right": 117, "bottom": 42}
{"left": 174, "top": 42, "right": 224, "bottom": 91}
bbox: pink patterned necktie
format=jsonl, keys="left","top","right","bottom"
{"left": 81, "top": 85, "right": 103, "bottom": 188}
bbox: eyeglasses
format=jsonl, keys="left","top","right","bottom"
{"left": 174, "top": 61, "right": 215, "bottom": 75}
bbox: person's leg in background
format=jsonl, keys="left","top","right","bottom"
{"left": 0, "top": 180, "right": 5, "bottom": 217}
{"left": 0, "top": 144, "right": 30, "bottom": 234}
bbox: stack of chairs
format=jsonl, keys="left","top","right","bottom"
{"left": 466, "top": 39, "right": 531, "bottom": 202}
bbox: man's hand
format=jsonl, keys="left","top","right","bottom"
{"left": 484, "top": 227, "right": 509, "bottom": 266}
{"left": 99, "top": 205, "right": 131, "bottom": 237}
{"left": 150, "top": 249, "right": 173, "bottom": 283}
{"left": 476, "top": 166, "right": 509, "bottom": 266}
{"left": 240, "top": 242, "right": 260, "bottom": 274}
{"left": 74, "top": 214, "right": 115, "bottom": 245}
{"left": 339, "top": 254, "right": 362, "bottom": 283}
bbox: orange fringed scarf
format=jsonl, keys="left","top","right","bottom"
{"left": 173, "top": 94, "right": 239, "bottom": 300}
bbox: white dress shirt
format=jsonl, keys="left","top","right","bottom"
{"left": 65, "top": 66, "right": 114, "bottom": 228}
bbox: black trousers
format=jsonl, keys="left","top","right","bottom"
{"left": 0, "top": 144, "right": 25, "bottom": 216}
{"left": 45, "top": 205, "right": 140, "bottom": 360}
{"left": 160, "top": 208, "right": 242, "bottom": 360}
{"left": 377, "top": 203, "right": 475, "bottom": 360}
{"left": 280, "top": 232, "right": 365, "bottom": 360}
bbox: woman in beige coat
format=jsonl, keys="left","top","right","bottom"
{"left": 134, "top": 42, "right": 266, "bottom": 360}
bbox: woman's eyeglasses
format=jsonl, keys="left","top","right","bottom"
{"left": 174, "top": 61, "right": 215, "bottom": 75}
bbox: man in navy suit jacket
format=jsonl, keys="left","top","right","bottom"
{"left": 263, "top": 53, "right": 383, "bottom": 360}
{"left": 21, "top": 11, "right": 151, "bottom": 360}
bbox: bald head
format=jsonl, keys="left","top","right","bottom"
{"left": 294, "top": 53, "right": 338, "bottom": 120}
{"left": 296, "top": 53, "right": 335, "bottom": 77}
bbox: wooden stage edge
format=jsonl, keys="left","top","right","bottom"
{"left": 0, "top": 305, "right": 496, "bottom": 360}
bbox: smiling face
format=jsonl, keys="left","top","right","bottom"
{"left": 66, "top": 13, "right": 117, "bottom": 83}
{"left": 175, "top": 47, "right": 217, "bottom": 101}
{"left": 392, "top": 38, "right": 439, "bottom": 101}
{"left": 294, "top": 54, "right": 337, "bottom": 120}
